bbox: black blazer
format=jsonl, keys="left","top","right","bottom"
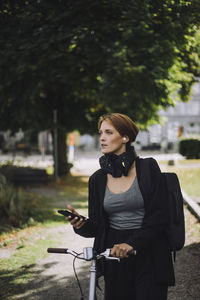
{"left": 75, "top": 157, "right": 175, "bottom": 285}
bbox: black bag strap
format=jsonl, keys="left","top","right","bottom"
{"left": 137, "top": 158, "right": 151, "bottom": 204}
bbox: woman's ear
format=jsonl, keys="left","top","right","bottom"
{"left": 123, "top": 136, "right": 129, "bottom": 143}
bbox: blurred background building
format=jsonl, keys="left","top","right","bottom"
{"left": 136, "top": 82, "right": 200, "bottom": 152}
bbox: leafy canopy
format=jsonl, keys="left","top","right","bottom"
{"left": 0, "top": 0, "right": 200, "bottom": 134}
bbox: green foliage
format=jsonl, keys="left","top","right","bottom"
{"left": 179, "top": 138, "right": 200, "bottom": 159}
{"left": 0, "top": 173, "right": 51, "bottom": 229}
{"left": 0, "top": 0, "right": 200, "bottom": 131}
{"left": 0, "top": 0, "right": 200, "bottom": 173}
{"left": 0, "top": 174, "right": 26, "bottom": 226}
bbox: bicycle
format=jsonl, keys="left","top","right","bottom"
{"left": 47, "top": 247, "right": 120, "bottom": 300}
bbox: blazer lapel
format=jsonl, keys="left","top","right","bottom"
{"left": 136, "top": 157, "right": 150, "bottom": 208}
{"left": 96, "top": 169, "right": 107, "bottom": 216}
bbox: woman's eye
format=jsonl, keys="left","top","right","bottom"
{"left": 98, "top": 131, "right": 112, "bottom": 135}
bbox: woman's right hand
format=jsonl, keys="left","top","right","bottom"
{"left": 66, "top": 205, "right": 86, "bottom": 229}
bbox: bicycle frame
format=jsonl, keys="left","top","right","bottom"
{"left": 47, "top": 247, "right": 120, "bottom": 300}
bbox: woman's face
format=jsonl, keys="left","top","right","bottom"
{"left": 99, "top": 120, "right": 128, "bottom": 155}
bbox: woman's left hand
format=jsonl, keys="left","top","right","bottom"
{"left": 111, "top": 243, "right": 134, "bottom": 258}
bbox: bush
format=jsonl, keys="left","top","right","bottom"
{"left": 0, "top": 163, "right": 49, "bottom": 185}
{"left": 0, "top": 174, "right": 44, "bottom": 228}
{"left": 0, "top": 174, "right": 27, "bottom": 226}
{"left": 179, "top": 138, "right": 200, "bottom": 159}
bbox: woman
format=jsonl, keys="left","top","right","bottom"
{"left": 67, "top": 113, "right": 175, "bottom": 300}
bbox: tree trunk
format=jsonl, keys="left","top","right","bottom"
{"left": 52, "top": 129, "right": 69, "bottom": 177}
{"left": 58, "top": 129, "right": 69, "bottom": 176}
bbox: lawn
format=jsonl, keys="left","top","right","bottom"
{"left": 159, "top": 160, "right": 200, "bottom": 198}
{"left": 0, "top": 175, "right": 89, "bottom": 299}
{"left": 0, "top": 175, "right": 89, "bottom": 234}
{"left": 174, "top": 168, "right": 200, "bottom": 198}
{"left": 0, "top": 232, "right": 62, "bottom": 299}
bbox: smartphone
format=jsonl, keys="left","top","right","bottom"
{"left": 58, "top": 209, "right": 86, "bottom": 221}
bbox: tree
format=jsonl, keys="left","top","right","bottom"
{"left": 0, "top": 0, "right": 200, "bottom": 175}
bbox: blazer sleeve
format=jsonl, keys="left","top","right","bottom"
{"left": 74, "top": 174, "right": 99, "bottom": 238}
{"left": 126, "top": 158, "right": 169, "bottom": 251}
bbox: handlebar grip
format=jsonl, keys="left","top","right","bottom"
{"left": 47, "top": 248, "right": 68, "bottom": 254}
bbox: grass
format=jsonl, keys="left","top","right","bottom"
{"left": 0, "top": 174, "right": 89, "bottom": 234}
{"left": 0, "top": 174, "right": 89, "bottom": 250}
{"left": 174, "top": 168, "right": 200, "bottom": 198}
{"left": 0, "top": 175, "right": 88, "bottom": 234}
{"left": 160, "top": 162, "right": 200, "bottom": 198}
{"left": 0, "top": 174, "right": 89, "bottom": 299}
{"left": 176, "top": 159, "right": 200, "bottom": 165}
{"left": 0, "top": 231, "right": 64, "bottom": 299}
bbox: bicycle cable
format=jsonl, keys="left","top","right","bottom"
{"left": 73, "top": 253, "right": 84, "bottom": 300}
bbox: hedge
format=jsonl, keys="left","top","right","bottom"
{"left": 179, "top": 138, "right": 200, "bottom": 159}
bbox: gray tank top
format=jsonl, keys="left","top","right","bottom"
{"left": 104, "top": 176, "right": 145, "bottom": 230}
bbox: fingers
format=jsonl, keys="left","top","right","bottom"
{"left": 67, "top": 204, "right": 79, "bottom": 216}
{"left": 110, "top": 243, "right": 133, "bottom": 258}
{"left": 66, "top": 205, "right": 85, "bottom": 229}
{"left": 66, "top": 204, "right": 80, "bottom": 223}
{"left": 111, "top": 245, "right": 128, "bottom": 258}
{"left": 73, "top": 217, "right": 85, "bottom": 229}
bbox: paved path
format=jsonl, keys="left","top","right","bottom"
{"left": 13, "top": 225, "right": 100, "bottom": 300}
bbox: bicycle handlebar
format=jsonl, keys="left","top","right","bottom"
{"left": 47, "top": 247, "right": 120, "bottom": 300}
{"left": 47, "top": 247, "right": 120, "bottom": 262}
{"left": 48, "top": 248, "right": 69, "bottom": 254}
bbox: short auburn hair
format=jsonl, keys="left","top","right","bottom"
{"left": 98, "top": 113, "right": 139, "bottom": 143}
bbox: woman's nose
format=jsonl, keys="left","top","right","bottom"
{"left": 100, "top": 133, "right": 105, "bottom": 141}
